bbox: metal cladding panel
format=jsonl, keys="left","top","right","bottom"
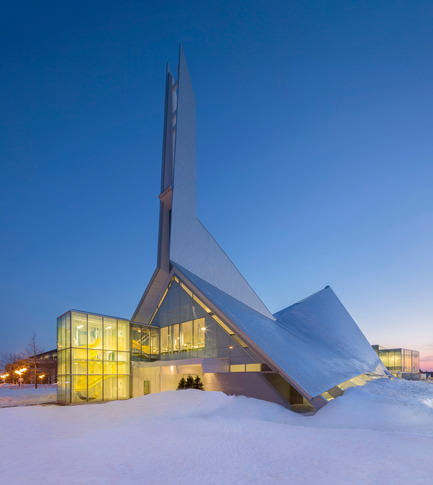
{"left": 169, "top": 46, "right": 273, "bottom": 319}
{"left": 132, "top": 268, "right": 171, "bottom": 324}
{"left": 171, "top": 46, "right": 197, "bottom": 219}
{"left": 174, "top": 265, "right": 387, "bottom": 398}
{"left": 169, "top": 218, "right": 274, "bottom": 319}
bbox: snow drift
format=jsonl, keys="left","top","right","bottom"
{"left": 0, "top": 379, "right": 432, "bottom": 484}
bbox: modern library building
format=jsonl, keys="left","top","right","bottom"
{"left": 57, "top": 47, "right": 388, "bottom": 412}
{"left": 372, "top": 345, "right": 420, "bottom": 375}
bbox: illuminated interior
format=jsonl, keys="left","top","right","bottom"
{"left": 130, "top": 324, "right": 159, "bottom": 361}
{"left": 147, "top": 276, "right": 259, "bottom": 364}
{"left": 57, "top": 311, "right": 130, "bottom": 403}
{"left": 57, "top": 277, "right": 265, "bottom": 404}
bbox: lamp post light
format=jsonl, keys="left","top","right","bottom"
{"left": 14, "top": 368, "right": 27, "bottom": 388}
{"left": 15, "top": 369, "right": 23, "bottom": 388}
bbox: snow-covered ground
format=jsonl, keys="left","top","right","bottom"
{"left": 0, "top": 379, "right": 432, "bottom": 484}
{"left": 0, "top": 384, "right": 57, "bottom": 407}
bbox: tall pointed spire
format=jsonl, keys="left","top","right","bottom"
{"left": 172, "top": 43, "right": 197, "bottom": 219}
{"left": 169, "top": 46, "right": 274, "bottom": 319}
{"left": 134, "top": 45, "right": 274, "bottom": 323}
{"left": 157, "top": 64, "right": 176, "bottom": 272}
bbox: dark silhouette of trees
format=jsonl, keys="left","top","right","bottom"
{"left": 177, "top": 375, "right": 204, "bottom": 390}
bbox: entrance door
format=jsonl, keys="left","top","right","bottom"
{"left": 143, "top": 379, "right": 150, "bottom": 395}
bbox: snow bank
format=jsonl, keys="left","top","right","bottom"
{"left": 0, "top": 384, "right": 57, "bottom": 407}
{"left": 309, "top": 378, "right": 433, "bottom": 436}
{"left": 0, "top": 379, "right": 432, "bottom": 484}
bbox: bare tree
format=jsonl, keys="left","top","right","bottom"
{"left": 27, "top": 333, "right": 43, "bottom": 389}
{"left": 0, "top": 352, "right": 27, "bottom": 382}
{"left": 0, "top": 352, "right": 26, "bottom": 367}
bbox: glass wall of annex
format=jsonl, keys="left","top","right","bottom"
{"left": 374, "top": 346, "right": 420, "bottom": 374}
{"left": 411, "top": 351, "right": 420, "bottom": 372}
{"left": 378, "top": 348, "right": 402, "bottom": 373}
{"left": 57, "top": 311, "right": 130, "bottom": 403}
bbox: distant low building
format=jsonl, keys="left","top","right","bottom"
{"left": 5, "top": 349, "right": 57, "bottom": 385}
{"left": 372, "top": 345, "right": 420, "bottom": 375}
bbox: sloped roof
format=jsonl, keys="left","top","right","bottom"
{"left": 174, "top": 264, "right": 387, "bottom": 398}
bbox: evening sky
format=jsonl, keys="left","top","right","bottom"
{"left": 1, "top": 1, "right": 432, "bottom": 368}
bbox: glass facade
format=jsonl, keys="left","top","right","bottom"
{"left": 130, "top": 324, "right": 159, "bottom": 361}
{"left": 147, "top": 277, "right": 260, "bottom": 365}
{"left": 57, "top": 311, "right": 131, "bottom": 403}
{"left": 57, "top": 276, "right": 267, "bottom": 404}
{"left": 372, "top": 345, "right": 420, "bottom": 374}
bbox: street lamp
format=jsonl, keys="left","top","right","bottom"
{"left": 15, "top": 368, "right": 25, "bottom": 388}
{"left": 14, "top": 367, "right": 27, "bottom": 387}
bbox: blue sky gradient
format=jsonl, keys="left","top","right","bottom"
{"left": 1, "top": 1, "right": 432, "bottom": 367}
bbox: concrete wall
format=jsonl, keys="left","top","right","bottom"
{"left": 203, "top": 372, "right": 289, "bottom": 407}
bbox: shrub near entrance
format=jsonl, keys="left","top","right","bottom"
{"left": 177, "top": 375, "right": 204, "bottom": 390}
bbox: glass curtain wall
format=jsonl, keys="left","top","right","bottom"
{"left": 58, "top": 276, "right": 266, "bottom": 403}
{"left": 412, "top": 351, "right": 420, "bottom": 372}
{"left": 57, "top": 311, "right": 130, "bottom": 403}
{"left": 379, "top": 348, "right": 402, "bottom": 373}
{"left": 130, "top": 324, "right": 160, "bottom": 361}
{"left": 374, "top": 346, "right": 420, "bottom": 374}
{"left": 149, "top": 277, "right": 260, "bottom": 365}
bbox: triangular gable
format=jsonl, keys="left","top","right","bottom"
{"left": 143, "top": 273, "right": 262, "bottom": 366}
{"left": 132, "top": 268, "right": 171, "bottom": 324}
